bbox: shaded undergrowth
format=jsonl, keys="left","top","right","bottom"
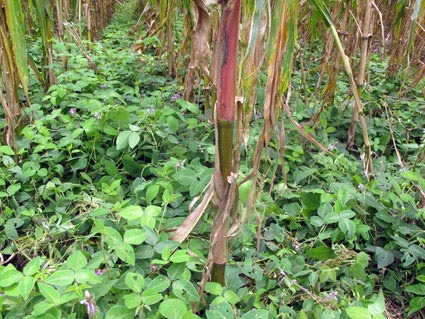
{"left": 0, "top": 2, "right": 424, "bottom": 319}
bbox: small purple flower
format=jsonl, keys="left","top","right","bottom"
{"left": 146, "top": 106, "right": 155, "bottom": 116}
{"left": 150, "top": 264, "right": 158, "bottom": 273}
{"left": 327, "top": 290, "right": 338, "bottom": 301}
{"left": 69, "top": 108, "right": 77, "bottom": 116}
{"left": 294, "top": 242, "right": 302, "bottom": 252}
{"left": 327, "top": 144, "right": 336, "bottom": 151}
{"left": 80, "top": 290, "right": 99, "bottom": 319}
{"left": 94, "top": 112, "right": 102, "bottom": 120}
{"left": 278, "top": 268, "right": 287, "bottom": 283}
{"left": 255, "top": 112, "right": 262, "bottom": 120}
{"left": 176, "top": 160, "right": 183, "bottom": 170}
{"left": 171, "top": 92, "right": 181, "bottom": 102}
{"left": 95, "top": 268, "right": 105, "bottom": 276}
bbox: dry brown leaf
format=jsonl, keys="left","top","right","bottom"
{"left": 170, "top": 183, "right": 214, "bottom": 244}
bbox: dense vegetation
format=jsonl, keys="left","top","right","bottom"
{"left": 0, "top": 1, "right": 424, "bottom": 318}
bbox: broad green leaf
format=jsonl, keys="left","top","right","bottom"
{"left": 148, "top": 274, "right": 171, "bottom": 292}
{"left": 294, "top": 168, "right": 317, "bottom": 183}
{"left": 339, "top": 210, "right": 356, "bottom": 219}
{"left": 368, "top": 290, "right": 385, "bottom": 315}
{"left": 58, "top": 292, "right": 78, "bottom": 305}
{"left": 310, "top": 216, "right": 324, "bottom": 227}
{"left": 207, "top": 301, "right": 234, "bottom": 319}
{"left": 300, "top": 192, "right": 321, "bottom": 210}
{"left": 103, "top": 226, "right": 122, "bottom": 244}
{"left": 338, "top": 218, "right": 356, "bottom": 239}
{"left": 162, "top": 189, "right": 181, "bottom": 204}
{"left": 125, "top": 272, "right": 145, "bottom": 293}
{"left": 239, "top": 180, "right": 253, "bottom": 204}
{"left": 173, "top": 169, "right": 196, "bottom": 186}
{"left": 104, "top": 160, "right": 119, "bottom": 176}
{"left": 318, "top": 202, "right": 333, "bottom": 218}
{"left": 408, "top": 297, "right": 425, "bottom": 316}
{"left": 223, "top": 289, "right": 240, "bottom": 305}
{"left": 309, "top": 272, "right": 319, "bottom": 286}
{"left": 319, "top": 265, "right": 337, "bottom": 283}
{"left": 65, "top": 250, "right": 87, "bottom": 271}
{"left": 91, "top": 208, "right": 110, "bottom": 217}
{"left": 38, "top": 282, "right": 60, "bottom": 304}
{"left": 39, "top": 308, "right": 62, "bottom": 319}
{"left": 33, "top": 301, "right": 55, "bottom": 316}
{"left": 140, "top": 288, "right": 163, "bottom": 305}
{"left": 124, "top": 292, "right": 143, "bottom": 309}
{"left": 167, "top": 116, "right": 179, "bottom": 133}
{"left": 162, "top": 245, "right": 171, "bottom": 261}
{"left": 345, "top": 306, "right": 371, "bottom": 319}
{"left": 0, "top": 265, "right": 23, "bottom": 287}
{"left": 383, "top": 276, "right": 397, "bottom": 292}
{"left": 124, "top": 228, "right": 147, "bottom": 245}
{"left": 19, "top": 276, "right": 35, "bottom": 300}
{"left": 159, "top": 299, "right": 187, "bottom": 319}
{"left": 405, "top": 284, "right": 425, "bottom": 296}
{"left": 141, "top": 205, "right": 161, "bottom": 227}
{"left": 300, "top": 309, "right": 308, "bottom": 319}
{"left": 167, "top": 263, "right": 186, "bottom": 280}
{"left": 177, "top": 99, "right": 200, "bottom": 114}
{"left": 5, "top": 219, "right": 21, "bottom": 240}
{"left": 306, "top": 246, "right": 336, "bottom": 261}
{"left": 402, "top": 170, "right": 422, "bottom": 182}
{"left": 146, "top": 184, "right": 160, "bottom": 203}
{"left": 375, "top": 247, "right": 394, "bottom": 269}
{"left": 324, "top": 212, "right": 339, "bottom": 224}
{"left": 128, "top": 131, "right": 140, "bottom": 149}
{"left": 75, "top": 269, "right": 102, "bottom": 284}
{"left": 348, "top": 252, "right": 368, "bottom": 281}
{"left": 408, "top": 244, "right": 425, "bottom": 259}
{"left": 322, "top": 309, "right": 340, "bottom": 319}
{"left": 391, "top": 235, "right": 410, "bottom": 248}
{"left": 170, "top": 250, "right": 191, "bottom": 263}
{"left": 172, "top": 279, "right": 199, "bottom": 302}
{"left": 190, "top": 181, "right": 205, "bottom": 197}
{"left": 119, "top": 205, "right": 144, "bottom": 220}
{"left": 116, "top": 130, "right": 131, "bottom": 150}
{"left": 205, "top": 282, "right": 223, "bottom": 295}
{"left": 240, "top": 309, "right": 269, "bottom": 319}
{"left": 7, "top": 183, "right": 21, "bottom": 195}
{"left": 0, "top": 146, "right": 15, "bottom": 155}
{"left": 115, "top": 242, "right": 135, "bottom": 265}
{"left": 45, "top": 270, "right": 74, "bottom": 286}
{"left": 129, "top": 124, "right": 140, "bottom": 132}
{"left": 105, "top": 305, "right": 134, "bottom": 319}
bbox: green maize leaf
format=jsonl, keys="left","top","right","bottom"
{"left": 5, "top": 0, "right": 28, "bottom": 96}
{"left": 307, "top": 0, "right": 333, "bottom": 27}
